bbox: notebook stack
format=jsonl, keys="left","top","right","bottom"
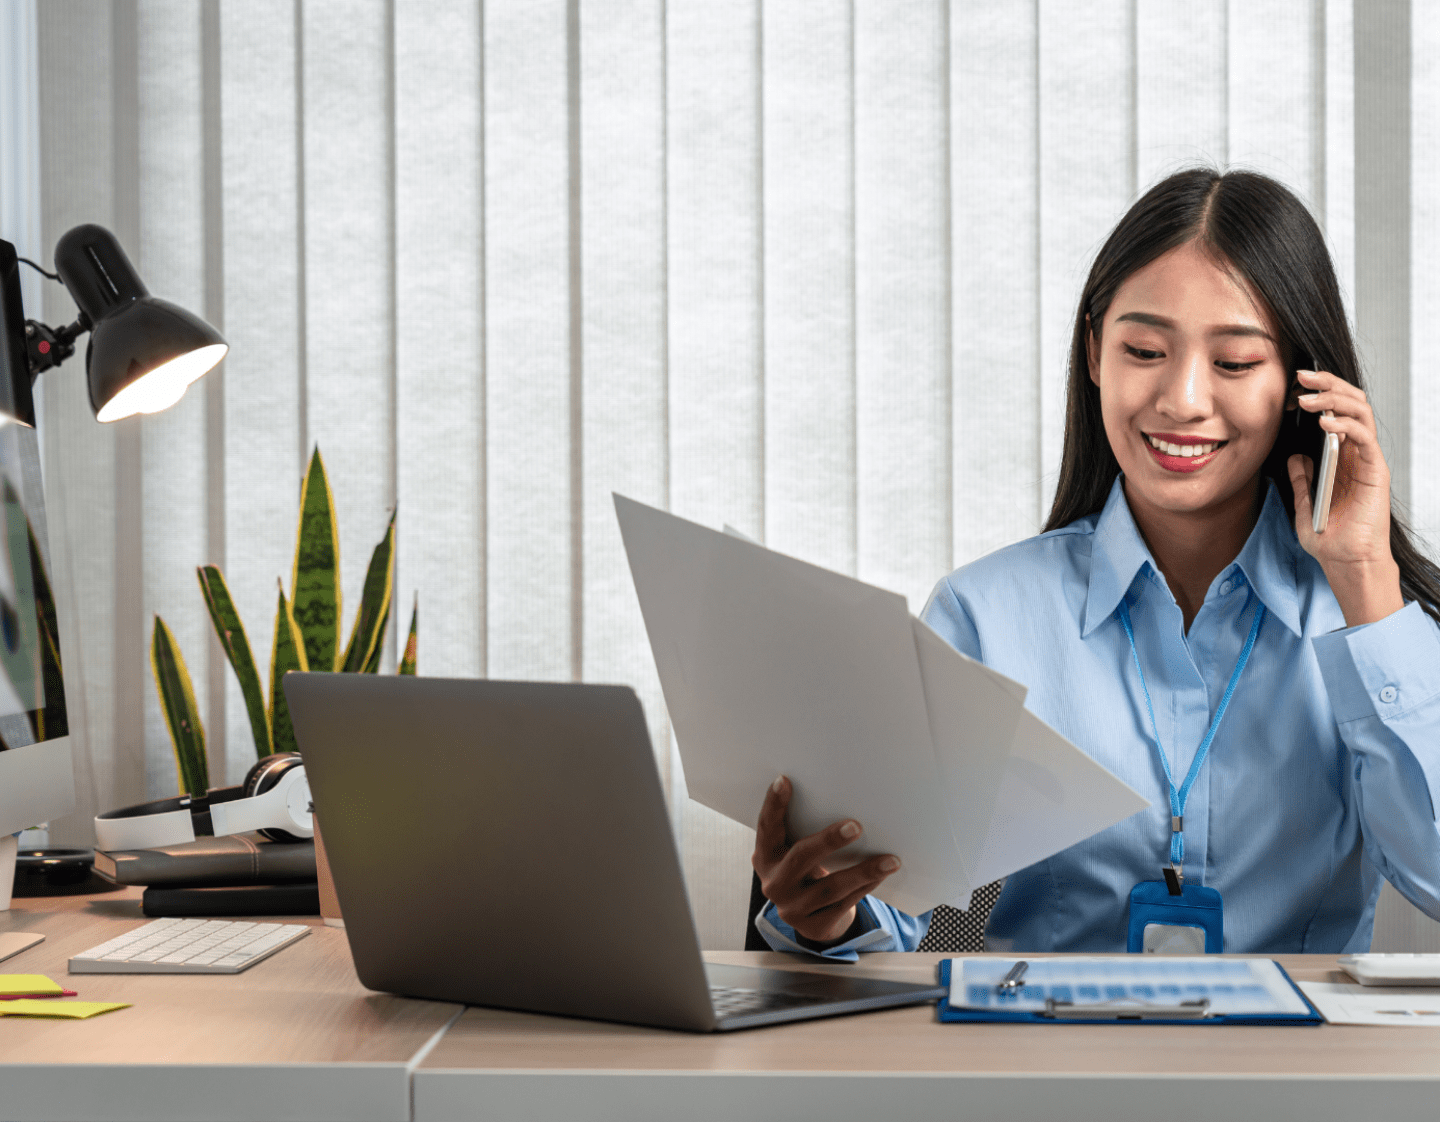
{"left": 93, "top": 834, "right": 319, "bottom": 917}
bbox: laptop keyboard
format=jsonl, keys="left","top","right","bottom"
{"left": 70, "top": 917, "right": 310, "bottom": 974}
{"left": 710, "top": 984, "right": 829, "bottom": 1019}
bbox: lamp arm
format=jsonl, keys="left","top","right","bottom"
{"left": 23, "top": 314, "right": 90, "bottom": 379}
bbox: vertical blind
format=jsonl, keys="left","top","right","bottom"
{"left": 19, "top": 0, "right": 1437, "bottom": 950}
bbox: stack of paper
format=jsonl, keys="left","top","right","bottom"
{"left": 616, "top": 495, "right": 1149, "bottom": 916}
{"left": 1297, "top": 981, "right": 1440, "bottom": 1026}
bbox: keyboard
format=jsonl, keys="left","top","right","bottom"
{"left": 709, "top": 984, "right": 829, "bottom": 1019}
{"left": 69, "top": 917, "right": 310, "bottom": 974}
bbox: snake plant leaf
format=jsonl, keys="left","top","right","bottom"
{"left": 290, "top": 447, "right": 341, "bottom": 672}
{"left": 398, "top": 595, "right": 417, "bottom": 676}
{"left": 340, "top": 509, "right": 395, "bottom": 673}
{"left": 361, "top": 603, "right": 390, "bottom": 673}
{"left": 152, "top": 615, "right": 208, "bottom": 797}
{"left": 198, "top": 565, "right": 272, "bottom": 758}
{"left": 268, "top": 583, "right": 309, "bottom": 756}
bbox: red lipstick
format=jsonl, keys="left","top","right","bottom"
{"left": 1143, "top": 433, "right": 1225, "bottom": 474}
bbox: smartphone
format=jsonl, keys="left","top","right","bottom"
{"left": 1294, "top": 370, "right": 1339, "bottom": 533}
{"left": 1312, "top": 420, "right": 1339, "bottom": 533}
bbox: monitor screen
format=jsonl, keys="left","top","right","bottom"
{"left": 0, "top": 240, "right": 37, "bottom": 432}
{"left": 0, "top": 239, "right": 67, "bottom": 753}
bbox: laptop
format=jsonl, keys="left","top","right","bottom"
{"left": 283, "top": 673, "right": 945, "bottom": 1031}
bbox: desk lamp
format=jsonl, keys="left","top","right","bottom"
{"left": 0, "top": 226, "right": 225, "bottom": 908}
{"left": 12, "top": 223, "right": 227, "bottom": 424}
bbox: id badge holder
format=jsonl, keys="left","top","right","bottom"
{"left": 1127, "top": 880, "right": 1223, "bottom": 954}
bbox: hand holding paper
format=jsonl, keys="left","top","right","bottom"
{"left": 752, "top": 775, "right": 902, "bottom": 943}
{"left": 615, "top": 495, "right": 1149, "bottom": 916}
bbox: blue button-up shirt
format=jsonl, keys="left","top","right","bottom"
{"left": 759, "top": 477, "right": 1440, "bottom": 957}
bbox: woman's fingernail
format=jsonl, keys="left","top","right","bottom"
{"left": 840, "top": 820, "right": 861, "bottom": 840}
{"left": 879, "top": 857, "right": 900, "bottom": 873}
{"left": 771, "top": 776, "right": 786, "bottom": 795}
{"left": 1299, "top": 393, "right": 1319, "bottom": 402}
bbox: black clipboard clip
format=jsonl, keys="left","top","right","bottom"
{"left": 1042, "top": 996, "right": 1211, "bottom": 1021}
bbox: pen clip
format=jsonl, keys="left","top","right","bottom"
{"left": 995, "top": 960, "right": 1028, "bottom": 994}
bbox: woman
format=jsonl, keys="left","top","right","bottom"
{"left": 752, "top": 167, "right": 1440, "bottom": 957}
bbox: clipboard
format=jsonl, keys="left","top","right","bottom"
{"left": 936, "top": 958, "right": 1324, "bottom": 1026}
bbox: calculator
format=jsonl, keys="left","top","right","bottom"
{"left": 1336, "top": 954, "right": 1440, "bottom": 986}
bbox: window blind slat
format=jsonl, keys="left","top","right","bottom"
{"left": 395, "top": 0, "right": 485, "bottom": 680}
{"left": 483, "top": 0, "right": 574, "bottom": 681}
{"left": 138, "top": 0, "right": 210, "bottom": 794}
{"left": 300, "top": 0, "right": 395, "bottom": 668}
{"left": 218, "top": 0, "right": 304, "bottom": 770}
{"left": 762, "top": 0, "right": 856, "bottom": 577}
{"left": 855, "top": 0, "right": 952, "bottom": 613}
{"left": 951, "top": 0, "right": 1040, "bottom": 558}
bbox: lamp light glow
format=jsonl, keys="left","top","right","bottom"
{"left": 94, "top": 343, "right": 228, "bottom": 423}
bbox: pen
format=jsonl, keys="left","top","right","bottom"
{"left": 996, "top": 960, "right": 1028, "bottom": 994}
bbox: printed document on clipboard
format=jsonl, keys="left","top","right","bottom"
{"left": 615, "top": 495, "right": 1149, "bottom": 916}
{"left": 941, "top": 958, "right": 1321, "bottom": 1024}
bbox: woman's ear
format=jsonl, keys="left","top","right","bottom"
{"left": 1085, "top": 315, "right": 1101, "bottom": 387}
{"left": 1284, "top": 374, "right": 1302, "bottom": 413}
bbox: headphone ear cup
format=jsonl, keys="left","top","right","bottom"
{"left": 243, "top": 752, "right": 303, "bottom": 797}
{"left": 241, "top": 753, "right": 308, "bottom": 842}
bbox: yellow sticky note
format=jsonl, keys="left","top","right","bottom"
{"left": 0, "top": 975, "right": 64, "bottom": 997}
{"left": 0, "top": 1000, "right": 130, "bottom": 1019}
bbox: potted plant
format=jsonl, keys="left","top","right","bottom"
{"left": 151, "top": 448, "right": 417, "bottom": 922}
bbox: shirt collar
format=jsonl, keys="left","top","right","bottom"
{"left": 1081, "top": 476, "right": 1304, "bottom": 639}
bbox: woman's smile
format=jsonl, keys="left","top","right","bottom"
{"left": 1142, "top": 431, "right": 1228, "bottom": 473}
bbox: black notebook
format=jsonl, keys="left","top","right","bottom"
{"left": 141, "top": 882, "right": 320, "bottom": 918}
{"left": 95, "top": 834, "right": 315, "bottom": 886}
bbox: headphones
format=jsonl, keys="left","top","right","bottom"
{"left": 94, "top": 753, "right": 313, "bottom": 852}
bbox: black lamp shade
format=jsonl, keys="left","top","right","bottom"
{"left": 54, "top": 225, "right": 226, "bottom": 423}
{"left": 85, "top": 298, "right": 227, "bottom": 422}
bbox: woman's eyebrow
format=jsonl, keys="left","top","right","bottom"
{"left": 1114, "top": 311, "right": 1273, "bottom": 341}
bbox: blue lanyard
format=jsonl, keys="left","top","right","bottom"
{"left": 1116, "top": 596, "right": 1265, "bottom": 878}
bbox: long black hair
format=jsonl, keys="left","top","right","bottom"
{"left": 1045, "top": 167, "right": 1440, "bottom": 624}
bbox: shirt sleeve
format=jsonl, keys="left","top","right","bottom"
{"left": 755, "top": 897, "right": 931, "bottom": 961}
{"left": 919, "top": 577, "right": 984, "bottom": 661}
{"left": 1311, "top": 601, "right": 1440, "bottom": 918}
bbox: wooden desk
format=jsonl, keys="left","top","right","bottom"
{"left": 415, "top": 951, "right": 1440, "bottom": 1122}
{"left": 0, "top": 887, "right": 461, "bottom": 1122}
{"left": 7, "top": 892, "right": 1440, "bottom": 1122}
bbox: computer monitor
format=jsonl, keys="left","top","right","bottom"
{"left": 0, "top": 238, "right": 73, "bottom": 843}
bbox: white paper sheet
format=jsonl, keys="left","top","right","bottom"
{"left": 1298, "top": 981, "right": 1440, "bottom": 1026}
{"left": 910, "top": 618, "right": 1024, "bottom": 886}
{"left": 617, "top": 495, "right": 970, "bottom": 914}
{"left": 969, "top": 706, "right": 1151, "bottom": 886}
{"left": 616, "top": 493, "right": 1149, "bottom": 915}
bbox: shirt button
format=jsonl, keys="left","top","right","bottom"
{"left": 1380, "top": 686, "right": 1399, "bottom": 704}
{"left": 1219, "top": 580, "right": 1233, "bottom": 596}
